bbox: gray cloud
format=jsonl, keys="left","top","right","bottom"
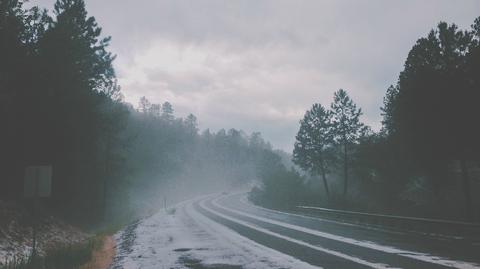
{"left": 34, "top": 0, "right": 480, "bottom": 151}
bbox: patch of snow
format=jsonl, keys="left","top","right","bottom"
{"left": 0, "top": 201, "right": 89, "bottom": 265}
{"left": 111, "top": 197, "right": 318, "bottom": 269}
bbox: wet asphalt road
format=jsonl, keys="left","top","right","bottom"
{"left": 194, "top": 193, "right": 480, "bottom": 269}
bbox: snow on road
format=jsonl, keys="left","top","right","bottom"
{"left": 110, "top": 197, "right": 318, "bottom": 269}
{"left": 212, "top": 197, "right": 480, "bottom": 269}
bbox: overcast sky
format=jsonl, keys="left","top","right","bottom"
{"left": 35, "top": 0, "right": 479, "bottom": 151}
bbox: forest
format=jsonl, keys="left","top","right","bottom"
{"left": 253, "top": 16, "right": 480, "bottom": 222}
{"left": 1, "top": 0, "right": 479, "bottom": 230}
{"left": 2, "top": 1, "right": 480, "bottom": 268}
{"left": 0, "top": 0, "right": 286, "bottom": 227}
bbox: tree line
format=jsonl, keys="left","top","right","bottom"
{"left": 0, "top": 0, "right": 283, "bottom": 226}
{"left": 253, "top": 17, "right": 480, "bottom": 221}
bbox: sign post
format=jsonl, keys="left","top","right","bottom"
{"left": 24, "top": 165, "right": 52, "bottom": 258}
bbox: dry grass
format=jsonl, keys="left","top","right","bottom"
{"left": 79, "top": 236, "right": 115, "bottom": 269}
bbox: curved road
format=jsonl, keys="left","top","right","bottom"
{"left": 193, "top": 193, "right": 480, "bottom": 269}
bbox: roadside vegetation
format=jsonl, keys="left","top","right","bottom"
{"left": 0, "top": 0, "right": 281, "bottom": 225}
{"left": 0, "top": 236, "right": 104, "bottom": 269}
{"left": 1, "top": 0, "right": 479, "bottom": 264}
{"left": 0, "top": 0, "right": 287, "bottom": 264}
{"left": 253, "top": 17, "right": 480, "bottom": 222}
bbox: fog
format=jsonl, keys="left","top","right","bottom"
{"left": 1, "top": 1, "right": 480, "bottom": 268}
{"left": 92, "top": 103, "right": 278, "bottom": 223}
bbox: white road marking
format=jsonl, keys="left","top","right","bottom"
{"left": 185, "top": 199, "right": 320, "bottom": 269}
{"left": 239, "top": 195, "right": 466, "bottom": 241}
{"left": 199, "top": 199, "right": 398, "bottom": 269}
{"left": 214, "top": 196, "right": 480, "bottom": 269}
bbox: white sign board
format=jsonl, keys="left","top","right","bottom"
{"left": 24, "top": 165, "right": 52, "bottom": 198}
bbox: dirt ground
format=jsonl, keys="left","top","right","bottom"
{"left": 80, "top": 236, "right": 116, "bottom": 269}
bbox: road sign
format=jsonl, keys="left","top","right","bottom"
{"left": 24, "top": 165, "right": 52, "bottom": 198}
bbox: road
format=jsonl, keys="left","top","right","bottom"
{"left": 111, "top": 193, "right": 480, "bottom": 269}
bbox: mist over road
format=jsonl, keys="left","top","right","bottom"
{"left": 111, "top": 193, "right": 480, "bottom": 269}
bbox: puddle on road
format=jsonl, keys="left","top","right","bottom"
{"left": 174, "top": 248, "right": 192, "bottom": 252}
{"left": 178, "top": 255, "right": 244, "bottom": 269}
{"left": 174, "top": 247, "right": 209, "bottom": 252}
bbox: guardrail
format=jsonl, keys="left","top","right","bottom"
{"left": 295, "top": 206, "right": 480, "bottom": 237}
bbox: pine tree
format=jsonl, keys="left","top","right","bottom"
{"left": 330, "top": 89, "right": 364, "bottom": 196}
{"left": 293, "top": 103, "right": 333, "bottom": 197}
{"left": 138, "top": 96, "right": 151, "bottom": 114}
{"left": 185, "top": 114, "right": 198, "bottom": 134}
{"left": 36, "top": 0, "right": 119, "bottom": 221}
{"left": 38, "top": 0, "right": 115, "bottom": 95}
{"left": 382, "top": 18, "right": 480, "bottom": 220}
{"left": 162, "top": 101, "right": 174, "bottom": 122}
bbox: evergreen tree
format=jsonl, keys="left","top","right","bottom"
{"left": 330, "top": 89, "right": 364, "bottom": 196}
{"left": 382, "top": 18, "right": 480, "bottom": 220}
{"left": 150, "top": 104, "right": 161, "bottom": 117}
{"left": 185, "top": 114, "right": 198, "bottom": 134}
{"left": 40, "top": 0, "right": 116, "bottom": 94}
{"left": 139, "top": 96, "right": 151, "bottom": 114}
{"left": 36, "top": 0, "right": 119, "bottom": 220}
{"left": 162, "top": 101, "right": 174, "bottom": 122}
{"left": 293, "top": 103, "right": 332, "bottom": 197}
{"left": 380, "top": 85, "right": 399, "bottom": 136}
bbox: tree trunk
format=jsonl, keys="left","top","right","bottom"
{"left": 320, "top": 162, "right": 330, "bottom": 198}
{"left": 103, "top": 137, "right": 111, "bottom": 222}
{"left": 460, "top": 159, "right": 473, "bottom": 222}
{"left": 103, "top": 173, "right": 108, "bottom": 221}
{"left": 343, "top": 142, "right": 348, "bottom": 196}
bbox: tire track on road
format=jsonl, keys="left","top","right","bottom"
{"left": 194, "top": 198, "right": 395, "bottom": 269}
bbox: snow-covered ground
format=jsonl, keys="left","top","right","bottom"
{"left": 0, "top": 200, "right": 89, "bottom": 265}
{"left": 110, "top": 197, "right": 318, "bottom": 269}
